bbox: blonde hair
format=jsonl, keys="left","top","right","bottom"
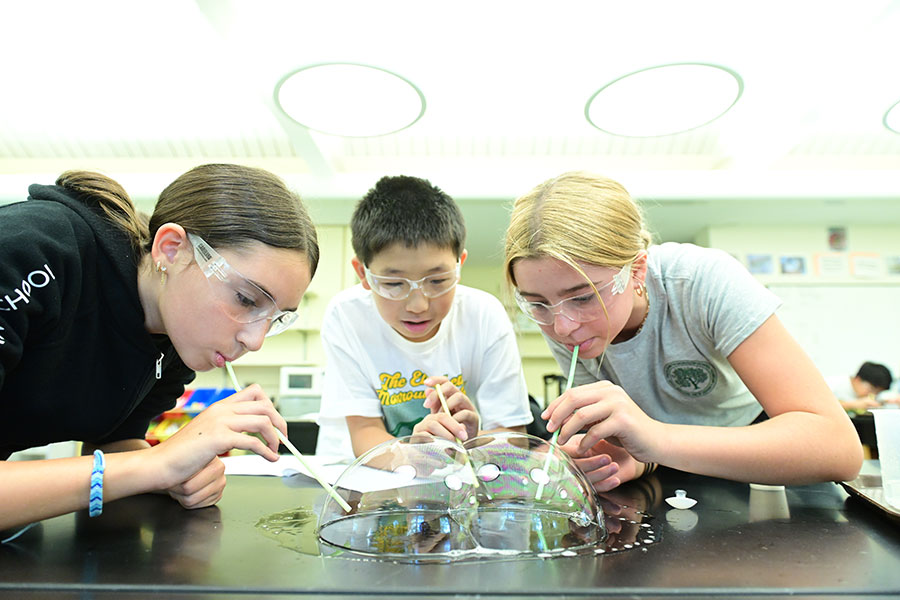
{"left": 504, "top": 171, "right": 652, "bottom": 287}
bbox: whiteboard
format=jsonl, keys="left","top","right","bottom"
{"left": 768, "top": 283, "right": 900, "bottom": 380}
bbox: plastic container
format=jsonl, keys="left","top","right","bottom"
{"left": 871, "top": 408, "right": 900, "bottom": 510}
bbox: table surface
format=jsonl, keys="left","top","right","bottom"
{"left": 2, "top": 462, "right": 900, "bottom": 600}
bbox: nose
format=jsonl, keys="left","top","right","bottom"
{"left": 237, "top": 319, "right": 268, "bottom": 352}
{"left": 551, "top": 311, "right": 580, "bottom": 337}
{"left": 404, "top": 288, "right": 429, "bottom": 313}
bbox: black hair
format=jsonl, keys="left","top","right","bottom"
{"left": 856, "top": 361, "right": 893, "bottom": 390}
{"left": 350, "top": 175, "right": 465, "bottom": 265}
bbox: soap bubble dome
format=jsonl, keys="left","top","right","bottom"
{"left": 317, "top": 431, "right": 607, "bottom": 562}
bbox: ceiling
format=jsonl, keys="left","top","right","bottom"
{"left": 2, "top": 1, "right": 900, "bottom": 264}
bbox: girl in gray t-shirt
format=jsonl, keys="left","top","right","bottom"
{"left": 504, "top": 171, "right": 862, "bottom": 491}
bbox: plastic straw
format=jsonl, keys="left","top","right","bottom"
{"left": 535, "top": 344, "right": 579, "bottom": 500}
{"left": 434, "top": 383, "right": 491, "bottom": 499}
{"left": 225, "top": 362, "right": 351, "bottom": 513}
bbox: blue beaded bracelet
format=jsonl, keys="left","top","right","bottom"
{"left": 89, "top": 449, "right": 105, "bottom": 518}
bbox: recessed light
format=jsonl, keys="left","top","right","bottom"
{"left": 274, "top": 63, "right": 425, "bottom": 137}
{"left": 885, "top": 99, "right": 900, "bottom": 134}
{"left": 585, "top": 63, "right": 743, "bottom": 137}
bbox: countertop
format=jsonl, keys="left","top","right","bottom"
{"left": 2, "top": 461, "right": 899, "bottom": 599}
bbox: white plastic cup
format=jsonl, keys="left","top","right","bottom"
{"left": 871, "top": 409, "right": 900, "bottom": 510}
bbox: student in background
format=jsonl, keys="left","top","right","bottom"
{"left": 0, "top": 165, "right": 319, "bottom": 532}
{"left": 505, "top": 171, "right": 862, "bottom": 492}
{"left": 316, "top": 175, "right": 531, "bottom": 460}
{"left": 825, "top": 361, "right": 894, "bottom": 413}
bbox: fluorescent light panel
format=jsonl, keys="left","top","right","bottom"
{"left": 885, "top": 100, "right": 900, "bottom": 135}
{"left": 274, "top": 63, "right": 425, "bottom": 137}
{"left": 586, "top": 63, "right": 743, "bottom": 137}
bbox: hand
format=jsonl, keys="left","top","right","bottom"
{"left": 542, "top": 380, "right": 666, "bottom": 463}
{"left": 166, "top": 456, "right": 226, "bottom": 509}
{"left": 560, "top": 436, "right": 644, "bottom": 492}
{"left": 150, "top": 384, "right": 287, "bottom": 491}
{"left": 416, "top": 376, "right": 480, "bottom": 442}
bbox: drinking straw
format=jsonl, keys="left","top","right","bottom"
{"left": 535, "top": 344, "right": 579, "bottom": 500}
{"left": 434, "top": 382, "right": 491, "bottom": 500}
{"left": 225, "top": 362, "right": 351, "bottom": 513}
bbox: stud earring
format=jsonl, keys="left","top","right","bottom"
{"left": 156, "top": 260, "right": 168, "bottom": 285}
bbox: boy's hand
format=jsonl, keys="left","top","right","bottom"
{"left": 417, "top": 376, "right": 480, "bottom": 442}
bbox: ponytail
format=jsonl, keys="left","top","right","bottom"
{"left": 56, "top": 171, "right": 149, "bottom": 255}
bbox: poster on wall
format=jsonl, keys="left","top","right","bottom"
{"left": 886, "top": 256, "right": 900, "bottom": 276}
{"left": 814, "top": 253, "right": 850, "bottom": 277}
{"left": 827, "top": 227, "right": 847, "bottom": 251}
{"left": 779, "top": 255, "right": 807, "bottom": 275}
{"left": 850, "top": 252, "right": 884, "bottom": 278}
{"left": 746, "top": 254, "right": 774, "bottom": 275}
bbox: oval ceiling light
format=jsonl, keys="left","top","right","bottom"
{"left": 885, "top": 99, "right": 900, "bottom": 134}
{"left": 585, "top": 63, "right": 743, "bottom": 137}
{"left": 275, "top": 63, "right": 425, "bottom": 137}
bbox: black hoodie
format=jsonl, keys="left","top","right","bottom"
{"left": 0, "top": 184, "right": 194, "bottom": 459}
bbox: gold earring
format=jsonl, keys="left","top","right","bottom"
{"left": 156, "top": 260, "right": 168, "bottom": 285}
{"left": 635, "top": 284, "right": 645, "bottom": 297}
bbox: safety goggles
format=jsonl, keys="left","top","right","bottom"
{"left": 514, "top": 263, "right": 631, "bottom": 326}
{"left": 187, "top": 233, "right": 298, "bottom": 337}
{"left": 363, "top": 264, "right": 461, "bottom": 300}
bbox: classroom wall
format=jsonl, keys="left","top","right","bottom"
{"left": 696, "top": 223, "right": 900, "bottom": 380}
{"left": 194, "top": 221, "right": 900, "bottom": 403}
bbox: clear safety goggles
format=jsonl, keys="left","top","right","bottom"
{"left": 187, "top": 233, "right": 298, "bottom": 337}
{"left": 514, "top": 263, "right": 631, "bottom": 326}
{"left": 364, "top": 264, "right": 461, "bottom": 300}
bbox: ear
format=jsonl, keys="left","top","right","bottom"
{"left": 151, "top": 223, "right": 190, "bottom": 268}
{"left": 631, "top": 250, "right": 649, "bottom": 288}
{"left": 350, "top": 256, "right": 370, "bottom": 290}
{"left": 458, "top": 249, "right": 468, "bottom": 267}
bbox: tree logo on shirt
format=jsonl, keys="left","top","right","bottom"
{"left": 664, "top": 361, "right": 717, "bottom": 397}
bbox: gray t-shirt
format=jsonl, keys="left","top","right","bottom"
{"left": 547, "top": 242, "right": 782, "bottom": 427}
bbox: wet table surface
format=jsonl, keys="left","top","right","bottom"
{"left": 2, "top": 461, "right": 899, "bottom": 599}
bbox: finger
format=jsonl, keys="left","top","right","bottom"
{"left": 220, "top": 428, "right": 280, "bottom": 461}
{"left": 572, "top": 416, "right": 620, "bottom": 453}
{"left": 423, "top": 375, "right": 449, "bottom": 388}
{"left": 413, "top": 414, "right": 468, "bottom": 441}
{"left": 172, "top": 479, "right": 226, "bottom": 509}
{"left": 556, "top": 401, "right": 615, "bottom": 446}
{"left": 580, "top": 461, "right": 620, "bottom": 486}
{"left": 592, "top": 474, "right": 622, "bottom": 493}
{"left": 226, "top": 383, "right": 268, "bottom": 403}
{"left": 181, "top": 457, "right": 225, "bottom": 492}
{"left": 573, "top": 453, "right": 611, "bottom": 471}
{"left": 429, "top": 413, "right": 470, "bottom": 441}
{"left": 422, "top": 390, "right": 440, "bottom": 412}
{"left": 543, "top": 390, "right": 603, "bottom": 435}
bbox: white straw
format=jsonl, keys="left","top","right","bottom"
{"left": 536, "top": 344, "right": 579, "bottom": 500}
{"left": 434, "top": 382, "right": 491, "bottom": 499}
{"left": 225, "top": 362, "right": 351, "bottom": 513}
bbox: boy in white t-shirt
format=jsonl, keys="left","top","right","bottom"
{"left": 315, "top": 175, "right": 532, "bottom": 460}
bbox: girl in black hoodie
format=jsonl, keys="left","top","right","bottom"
{"left": 0, "top": 164, "right": 319, "bottom": 531}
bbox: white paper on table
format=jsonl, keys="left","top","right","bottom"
{"left": 223, "top": 454, "right": 348, "bottom": 480}
{"left": 222, "top": 453, "right": 452, "bottom": 493}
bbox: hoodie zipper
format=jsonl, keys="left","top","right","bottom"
{"left": 156, "top": 352, "right": 164, "bottom": 379}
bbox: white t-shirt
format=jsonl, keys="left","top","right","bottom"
{"left": 547, "top": 242, "right": 782, "bottom": 427}
{"left": 316, "top": 284, "right": 532, "bottom": 460}
{"left": 824, "top": 375, "right": 856, "bottom": 401}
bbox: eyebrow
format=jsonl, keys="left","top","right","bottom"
{"left": 245, "top": 278, "right": 298, "bottom": 312}
{"left": 519, "top": 279, "right": 610, "bottom": 300}
{"left": 377, "top": 265, "right": 455, "bottom": 277}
